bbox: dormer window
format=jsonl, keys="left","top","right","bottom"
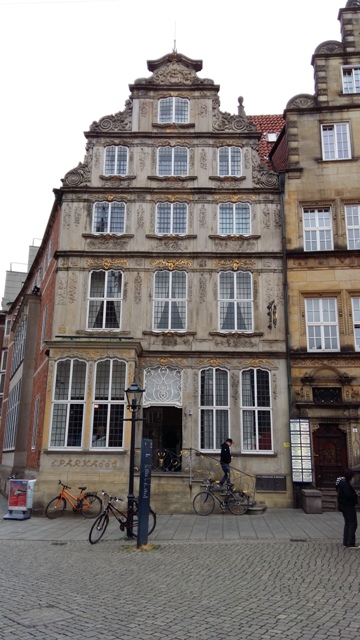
{"left": 342, "top": 67, "right": 360, "bottom": 94}
{"left": 158, "top": 97, "right": 189, "bottom": 124}
{"left": 104, "top": 146, "right": 128, "bottom": 175}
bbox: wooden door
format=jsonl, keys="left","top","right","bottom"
{"left": 313, "top": 424, "right": 348, "bottom": 488}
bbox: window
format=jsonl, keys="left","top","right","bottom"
{"left": 219, "top": 271, "right": 253, "bottom": 332}
{"left": 3, "top": 380, "right": 22, "bottom": 450}
{"left": 342, "top": 67, "right": 360, "bottom": 94}
{"left": 41, "top": 306, "right": 48, "bottom": 348}
{"left": 50, "top": 359, "right": 87, "bottom": 448}
{"left": 153, "top": 271, "right": 187, "bottom": 331}
{"left": 200, "top": 368, "right": 229, "bottom": 450}
{"left": 31, "top": 395, "right": 40, "bottom": 449}
{"left": 104, "top": 146, "right": 128, "bottom": 175}
{"left": 305, "top": 298, "right": 339, "bottom": 351}
{"left": 93, "top": 201, "right": 126, "bottom": 234}
{"left": 267, "top": 133, "right": 277, "bottom": 142}
{"left": 241, "top": 369, "right": 272, "bottom": 452}
{"left": 1, "top": 350, "right": 7, "bottom": 371}
{"left": 321, "top": 123, "right": 351, "bottom": 160}
{"left": 87, "top": 271, "right": 122, "bottom": 329}
{"left": 352, "top": 298, "right": 360, "bottom": 350}
{"left": 11, "top": 316, "right": 27, "bottom": 376}
{"left": 218, "top": 203, "right": 251, "bottom": 235}
{"left": 158, "top": 97, "right": 189, "bottom": 123}
{"left": 91, "top": 359, "right": 126, "bottom": 448}
{"left": 345, "top": 205, "right": 360, "bottom": 249}
{"left": 157, "top": 147, "right": 188, "bottom": 176}
{"left": 156, "top": 202, "right": 187, "bottom": 235}
{"left": 0, "top": 373, "right": 4, "bottom": 394}
{"left": 303, "top": 208, "right": 333, "bottom": 251}
{"left": 218, "top": 147, "right": 242, "bottom": 177}
{"left": 5, "top": 317, "right": 11, "bottom": 336}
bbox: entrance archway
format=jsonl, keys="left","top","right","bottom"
{"left": 143, "top": 406, "right": 182, "bottom": 471}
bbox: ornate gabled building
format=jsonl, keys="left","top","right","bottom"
{"left": 271, "top": 0, "right": 360, "bottom": 497}
{"left": 0, "top": 52, "right": 290, "bottom": 512}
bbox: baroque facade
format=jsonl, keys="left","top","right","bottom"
{"left": 0, "top": 52, "right": 290, "bottom": 511}
{"left": 272, "top": 0, "right": 360, "bottom": 494}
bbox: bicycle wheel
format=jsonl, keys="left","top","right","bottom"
{"left": 193, "top": 491, "right": 215, "bottom": 515}
{"left": 45, "top": 496, "right": 66, "bottom": 519}
{"left": 89, "top": 512, "right": 109, "bottom": 544}
{"left": 79, "top": 493, "right": 102, "bottom": 519}
{"left": 128, "top": 509, "right": 157, "bottom": 539}
{"left": 227, "top": 494, "right": 248, "bottom": 516}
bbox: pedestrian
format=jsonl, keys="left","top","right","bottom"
{"left": 218, "top": 438, "right": 233, "bottom": 487}
{"left": 336, "top": 469, "right": 360, "bottom": 548}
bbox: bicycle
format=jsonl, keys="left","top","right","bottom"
{"left": 45, "top": 480, "right": 102, "bottom": 519}
{"left": 89, "top": 491, "right": 157, "bottom": 544}
{"left": 192, "top": 478, "right": 251, "bottom": 516}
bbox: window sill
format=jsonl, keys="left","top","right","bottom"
{"left": 83, "top": 233, "right": 134, "bottom": 239}
{"left": 143, "top": 330, "right": 196, "bottom": 336}
{"left": 152, "top": 122, "right": 195, "bottom": 129}
{"left": 209, "top": 234, "right": 260, "bottom": 241}
{"left": 316, "top": 157, "right": 358, "bottom": 163}
{"left": 209, "top": 175, "right": 246, "bottom": 181}
{"left": 146, "top": 234, "right": 197, "bottom": 240}
{"left": 210, "top": 331, "right": 262, "bottom": 337}
{"left": 148, "top": 175, "right": 197, "bottom": 182}
{"left": 100, "top": 174, "right": 136, "bottom": 181}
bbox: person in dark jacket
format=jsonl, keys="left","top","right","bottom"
{"left": 337, "top": 469, "right": 360, "bottom": 548}
{"left": 218, "top": 438, "right": 233, "bottom": 487}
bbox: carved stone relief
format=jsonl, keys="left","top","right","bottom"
{"left": 199, "top": 273, "right": 206, "bottom": 304}
{"left": 199, "top": 205, "right": 207, "bottom": 228}
{"left": 231, "top": 372, "right": 239, "bottom": 403}
{"left": 154, "top": 239, "right": 188, "bottom": 252}
{"left": 272, "top": 373, "right": 278, "bottom": 400}
{"left": 57, "top": 276, "right": 66, "bottom": 305}
{"left": 212, "top": 239, "right": 257, "bottom": 252}
{"left": 139, "top": 149, "right": 146, "bottom": 172}
{"left": 86, "top": 237, "right": 131, "bottom": 251}
{"left": 74, "top": 205, "right": 82, "bottom": 227}
{"left": 134, "top": 273, "right": 142, "bottom": 304}
{"left": 200, "top": 149, "right": 207, "bottom": 170}
{"left": 212, "top": 98, "right": 258, "bottom": 133}
{"left": 199, "top": 103, "right": 208, "bottom": 117}
{"left": 244, "top": 149, "right": 251, "bottom": 170}
{"left": 263, "top": 205, "right": 271, "bottom": 229}
{"left": 137, "top": 205, "right": 145, "bottom": 228}
{"left": 63, "top": 204, "right": 71, "bottom": 229}
{"left": 90, "top": 100, "right": 133, "bottom": 132}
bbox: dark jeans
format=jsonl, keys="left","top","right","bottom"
{"left": 220, "top": 463, "right": 231, "bottom": 486}
{"left": 340, "top": 505, "right": 358, "bottom": 547}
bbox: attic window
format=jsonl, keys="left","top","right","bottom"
{"left": 267, "top": 133, "right": 277, "bottom": 142}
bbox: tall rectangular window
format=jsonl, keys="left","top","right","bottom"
{"left": 3, "top": 380, "right": 22, "bottom": 451}
{"left": 11, "top": 316, "right": 27, "bottom": 377}
{"left": 91, "top": 359, "right": 126, "bottom": 448}
{"left": 153, "top": 271, "right": 187, "bottom": 331}
{"left": 218, "top": 147, "right": 242, "bottom": 177}
{"left": 342, "top": 67, "right": 360, "bottom": 94}
{"left": 200, "top": 368, "right": 229, "bottom": 450}
{"left": 93, "top": 202, "right": 126, "bottom": 234}
{"left": 303, "top": 208, "right": 333, "bottom": 251}
{"left": 41, "top": 306, "right": 48, "bottom": 348}
{"left": 50, "top": 359, "right": 87, "bottom": 448}
{"left": 158, "top": 97, "right": 189, "bottom": 123}
{"left": 241, "top": 369, "right": 272, "bottom": 452}
{"left": 345, "top": 205, "right": 360, "bottom": 249}
{"left": 158, "top": 147, "right": 188, "bottom": 176}
{"left": 218, "top": 203, "right": 251, "bottom": 235}
{"left": 87, "top": 271, "right": 122, "bottom": 329}
{"left": 321, "top": 123, "right": 351, "bottom": 160}
{"left": 305, "top": 298, "right": 339, "bottom": 351}
{"left": 31, "top": 395, "right": 40, "bottom": 449}
{"left": 156, "top": 202, "right": 187, "bottom": 235}
{"left": 104, "top": 146, "right": 128, "bottom": 175}
{"left": 352, "top": 298, "right": 360, "bottom": 351}
{"left": 219, "top": 271, "right": 253, "bottom": 331}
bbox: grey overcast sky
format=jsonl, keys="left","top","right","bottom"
{"left": 0, "top": 0, "right": 344, "bottom": 301}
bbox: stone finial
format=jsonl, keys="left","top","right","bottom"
{"left": 237, "top": 96, "right": 245, "bottom": 117}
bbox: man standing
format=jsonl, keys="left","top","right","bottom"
{"left": 337, "top": 469, "right": 360, "bottom": 548}
{"left": 218, "top": 438, "right": 233, "bottom": 487}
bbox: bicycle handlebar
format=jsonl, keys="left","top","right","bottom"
{"left": 101, "top": 490, "right": 123, "bottom": 502}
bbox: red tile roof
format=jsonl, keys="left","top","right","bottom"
{"left": 248, "top": 114, "right": 285, "bottom": 166}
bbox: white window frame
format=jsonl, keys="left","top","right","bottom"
{"left": 240, "top": 368, "right": 273, "bottom": 453}
{"left": 345, "top": 205, "right": 360, "bottom": 250}
{"left": 199, "top": 367, "right": 229, "bottom": 451}
{"left": 49, "top": 359, "right": 87, "bottom": 448}
{"left": 92, "top": 201, "right": 126, "bottom": 234}
{"left": 91, "top": 359, "right": 127, "bottom": 449}
{"left": 302, "top": 208, "right": 333, "bottom": 251}
{"left": 218, "top": 271, "right": 253, "bottom": 332}
{"left": 3, "top": 380, "right": 22, "bottom": 451}
{"left": 157, "top": 146, "right": 189, "bottom": 176}
{"left": 218, "top": 147, "right": 242, "bottom": 177}
{"left": 104, "top": 146, "right": 128, "bottom": 176}
{"left": 342, "top": 66, "right": 360, "bottom": 94}
{"left": 41, "top": 305, "right": 48, "bottom": 348}
{"left": 155, "top": 202, "right": 188, "bottom": 235}
{"left": 158, "top": 97, "right": 189, "bottom": 123}
{"left": 305, "top": 298, "right": 339, "bottom": 351}
{"left": 5, "top": 317, "right": 11, "bottom": 336}
{"left": 153, "top": 270, "right": 187, "bottom": 331}
{"left": 352, "top": 298, "right": 360, "bottom": 351}
{"left": 218, "top": 202, "right": 251, "bottom": 235}
{"left": 321, "top": 123, "right": 351, "bottom": 160}
{"left": 87, "top": 270, "right": 123, "bottom": 330}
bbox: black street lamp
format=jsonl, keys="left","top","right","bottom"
{"left": 125, "top": 380, "right": 145, "bottom": 537}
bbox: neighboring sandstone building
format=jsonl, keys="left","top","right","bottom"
{"left": 0, "top": 52, "right": 289, "bottom": 512}
{"left": 272, "top": 0, "right": 360, "bottom": 496}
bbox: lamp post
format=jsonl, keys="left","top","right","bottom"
{"left": 125, "top": 380, "right": 145, "bottom": 538}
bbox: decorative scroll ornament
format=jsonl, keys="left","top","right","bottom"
{"left": 143, "top": 367, "right": 182, "bottom": 406}
{"left": 314, "top": 40, "right": 343, "bottom": 55}
{"left": 215, "top": 259, "right": 255, "bottom": 270}
{"left": 90, "top": 100, "right": 133, "bottom": 132}
{"left": 134, "top": 63, "right": 213, "bottom": 87}
{"left": 347, "top": 0, "right": 360, "bottom": 6}
{"left": 62, "top": 156, "right": 92, "bottom": 188}
{"left": 86, "top": 258, "right": 128, "bottom": 269}
{"left": 212, "top": 97, "right": 257, "bottom": 133}
{"left": 151, "top": 259, "right": 191, "bottom": 270}
{"left": 286, "top": 94, "right": 317, "bottom": 109}
{"left": 252, "top": 165, "right": 278, "bottom": 189}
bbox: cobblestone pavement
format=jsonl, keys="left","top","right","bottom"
{"left": 1, "top": 536, "right": 360, "bottom": 640}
